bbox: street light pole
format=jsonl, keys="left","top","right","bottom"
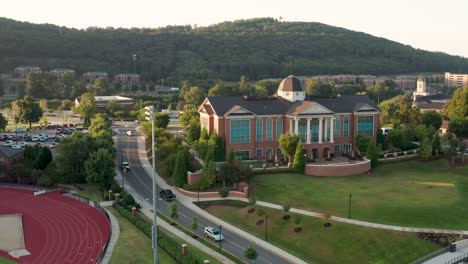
{"left": 348, "top": 193, "right": 352, "bottom": 219}
{"left": 145, "top": 105, "right": 158, "bottom": 264}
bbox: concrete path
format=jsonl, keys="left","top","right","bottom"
{"left": 99, "top": 206, "right": 121, "bottom": 264}
{"left": 135, "top": 136, "right": 307, "bottom": 264}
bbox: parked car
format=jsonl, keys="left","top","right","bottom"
{"left": 121, "top": 161, "right": 130, "bottom": 171}
{"left": 50, "top": 142, "right": 58, "bottom": 149}
{"left": 31, "top": 136, "right": 40, "bottom": 142}
{"left": 159, "top": 189, "right": 176, "bottom": 201}
{"left": 11, "top": 144, "right": 22, "bottom": 149}
{"left": 12, "top": 128, "right": 26, "bottom": 133}
{"left": 126, "top": 130, "right": 136, "bottom": 136}
{"left": 4, "top": 140, "right": 14, "bottom": 146}
{"left": 204, "top": 227, "right": 224, "bottom": 241}
{"left": 0, "top": 135, "right": 8, "bottom": 141}
{"left": 19, "top": 142, "right": 27, "bottom": 148}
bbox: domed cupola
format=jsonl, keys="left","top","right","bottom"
{"left": 277, "top": 75, "right": 305, "bottom": 102}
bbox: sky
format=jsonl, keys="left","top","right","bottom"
{"left": 1, "top": 0, "right": 467, "bottom": 58}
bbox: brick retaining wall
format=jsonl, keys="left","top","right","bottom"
{"left": 305, "top": 159, "right": 371, "bottom": 177}
{"left": 177, "top": 186, "right": 248, "bottom": 199}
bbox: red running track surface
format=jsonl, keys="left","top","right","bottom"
{"left": 0, "top": 188, "right": 111, "bottom": 264}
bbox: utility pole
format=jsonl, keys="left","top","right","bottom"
{"left": 145, "top": 105, "right": 158, "bottom": 264}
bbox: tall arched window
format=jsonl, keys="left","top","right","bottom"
{"left": 266, "top": 118, "right": 273, "bottom": 141}
{"left": 276, "top": 118, "right": 283, "bottom": 140}
{"left": 256, "top": 118, "right": 263, "bottom": 142}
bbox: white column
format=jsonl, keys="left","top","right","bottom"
{"left": 330, "top": 117, "right": 334, "bottom": 143}
{"left": 306, "top": 118, "right": 311, "bottom": 144}
{"left": 318, "top": 117, "right": 323, "bottom": 144}
{"left": 289, "top": 118, "right": 293, "bottom": 134}
{"left": 324, "top": 118, "right": 329, "bottom": 142}
{"left": 294, "top": 117, "right": 299, "bottom": 135}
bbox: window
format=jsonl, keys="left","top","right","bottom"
{"left": 256, "top": 148, "right": 263, "bottom": 157}
{"left": 298, "top": 119, "right": 307, "bottom": 142}
{"left": 230, "top": 119, "right": 250, "bottom": 144}
{"left": 256, "top": 118, "right": 263, "bottom": 142}
{"left": 343, "top": 144, "right": 352, "bottom": 153}
{"left": 235, "top": 150, "right": 250, "bottom": 160}
{"left": 266, "top": 118, "right": 273, "bottom": 141}
{"left": 335, "top": 144, "right": 340, "bottom": 153}
{"left": 357, "top": 116, "right": 374, "bottom": 136}
{"left": 334, "top": 116, "right": 341, "bottom": 138}
{"left": 343, "top": 116, "right": 349, "bottom": 137}
{"left": 310, "top": 119, "right": 319, "bottom": 142}
{"left": 266, "top": 148, "right": 273, "bottom": 159}
{"left": 276, "top": 118, "right": 283, "bottom": 140}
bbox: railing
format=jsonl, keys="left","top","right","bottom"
{"left": 444, "top": 253, "right": 468, "bottom": 264}
{"left": 410, "top": 246, "right": 449, "bottom": 264}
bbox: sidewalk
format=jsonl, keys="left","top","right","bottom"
{"left": 99, "top": 206, "right": 120, "bottom": 264}
{"left": 136, "top": 136, "right": 307, "bottom": 264}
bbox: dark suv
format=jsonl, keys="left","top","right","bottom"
{"left": 159, "top": 189, "right": 176, "bottom": 201}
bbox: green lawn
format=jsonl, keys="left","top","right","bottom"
{"left": 0, "top": 257, "right": 16, "bottom": 264}
{"left": 202, "top": 201, "right": 439, "bottom": 264}
{"left": 107, "top": 207, "right": 175, "bottom": 264}
{"left": 254, "top": 159, "right": 468, "bottom": 229}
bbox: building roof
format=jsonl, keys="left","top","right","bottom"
{"left": 277, "top": 75, "right": 303, "bottom": 92}
{"left": 417, "top": 102, "right": 446, "bottom": 110}
{"left": 414, "top": 93, "right": 451, "bottom": 103}
{"left": 0, "top": 146, "right": 24, "bottom": 159}
{"left": 205, "top": 95, "right": 379, "bottom": 116}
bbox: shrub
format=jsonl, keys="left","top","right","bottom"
{"left": 245, "top": 246, "right": 258, "bottom": 261}
{"left": 218, "top": 185, "right": 229, "bottom": 198}
{"left": 170, "top": 203, "right": 178, "bottom": 218}
{"left": 191, "top": 217, "right": 198, "bottom": 230}
{"left": 122, "top": 193, "right": 136, "bottom": 206}
{"left": 111, "top": 182, "right": 122, "bottom": 194}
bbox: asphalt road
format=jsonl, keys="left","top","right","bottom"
{"left": 115, "top": 125, "right": 291, "bottom": 264}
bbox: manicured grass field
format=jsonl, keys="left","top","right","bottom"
{"left": 77, "top": 184, "right": 105, "bottom": 202}
{"left": 107, "top": 207, "right": 175, "bottom": 264}
{"left": 254, "top": 159, "right": 468, "bottom": 229}
{"left": 202, "top": 201, "right": 439, "bottom": 264}
{"left": 0, "top": 257, "right": 16, "bottom": 264}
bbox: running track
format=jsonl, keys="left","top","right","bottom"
{"left": 0, "top": 188, "right": 111, "bottom": 264}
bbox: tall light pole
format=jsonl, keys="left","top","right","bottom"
{"left": 145, "top": 105, "right": 158, "bottom": 264}
{"left": 132, "top": 54, "right": 138, "bottom": 74}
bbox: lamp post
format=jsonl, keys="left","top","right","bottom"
{"left": 348, "top": 193, "right": 352, "bottom": 219}
{"left": 145, "top": 105, "right": 158, "bottom": 264}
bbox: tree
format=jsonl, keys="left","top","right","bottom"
{"left": 306, "top": 79, "right": 320, "bottom": 96}
{"left": 418, "top": 136, "right": 432, "bottom": 161}
{"left": 85, "top": 148, "right": 115, "bottom": 189}
{"left": 183, "top": 86, "right": 205, "bottom": 107}
{"left": 191, "top": 217, "right": 198, "bottom": 230}
{"left": 26, "top": 71, "right": 55, "bottom": 99}
{"left": 293, "top": 141, "right": 306, "bottom": 173}
{"left": 89, "top": 113, "right": 112, "bottom": 138}
{"left": 33, "top": 147, "right": 53, "bottom": 170}
{"left": 448, "top": 117, "right": 468, "bottom": 138}
{"left": 105, "top": 100, "right": 122, "bottom": 118}
{"left": 77, "top": 92, "right": 97, "bottom": 126}
{"left": 379, "top": 94, "right": 419, "bottom": 127}
{"left": 200, "top": 128, "right": 209, "bottom": 142}
{"left": 421, "top": 110, "right": 443, "bottom": 130}
{"left": 279, "top": 134, "right": 300, "bottom": 164}
{"left": 432, "top": 133, "right": 442, "bottom": 156}
{"left": 186, "top": 119, "right": 201, "bottom": 142}
{"left": 442, "top": 86, "right": 468, "bottom": 120}
{"left": 209, "top": 132, "right": 225, "bottom": 162}
{"left": 93, "top": 77, "right": 109, "bottom": 96}
{"left": 0, "top": 114, "right": 7, "bottom": 132}
{"left": 282, "top": 203, "right": 291, "bottom": 219}
{"left": 244, "top": 246, "right": 258, "bottom": 263}
{"left": 201, "top": 161, "right": 217, "bottom": 188}
{"left": 366, "top": 140, "right": 378, "bottom": 168}
{"left": 14, "top": 96, "right": 43, "bottom": 128}
{"left": 55, "top": 133, "right": 95, "bottom": 183}
{"left": 178, "top": 108, "right": 199, "bottom": 127}
{"left": 170, "top": 203, "right": 178, "bottom": 218}
{"left": 154, "top": 112, "right": 170, "bottom": 129}
{"left": 172, "top": 148, "right": 191, "bottom": 187}
{"left": 355, "top": 134, "right": 372, "bottom": 154}
{"left": 239, "top": 75, "right": 254, "bottom": 96}
{"left": 306, "top": 80, "right": 334, "bottom": 97}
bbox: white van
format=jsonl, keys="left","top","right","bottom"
{"left": 381, "top": 127, "right": 393, "bottom": 136}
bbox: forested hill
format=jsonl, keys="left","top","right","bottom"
{"left": 1, "top": 17, "right": 468, "bottom": 84}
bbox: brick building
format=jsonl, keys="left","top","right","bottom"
{"left": 198, "top": 75, "right": 380, "bottom": 160}
{"left": 14, "top": 66, "right": 41, "bottom": 79}
{"left": 445, "top": 72, "right": 468, "bottom": 87}
{"left": 50, "top": 69, "right": 76, "bottom": 79}
{"left": 82, "top": 72, "right": 109, "bottom": 82}
{"left": 114, "top": 73, "right": 141, "bottom": 85}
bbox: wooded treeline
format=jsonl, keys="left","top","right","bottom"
{"left": 1, "top": 17, "right": 468, "bottom": 85}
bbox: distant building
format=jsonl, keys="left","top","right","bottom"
{"left": 445, "top": 72, "right": 468, "bottom": 87}
{"left": 413, "top": 94, "right": 451, "bottom": 112}
{"left": 114, "top": 73, "right": 141, "bottom": 85}
{"left": 413, "top": 76, "right": 429, "bottom": 100}
{"left": 82, "top": 72, "right": 108, "bottom": 82}
{"left": 50, "top": 69, "right": 76, "bottom": 79}
{"left": 14, "top": 66, "right": 41, "bottom": 79}
{"left": 74, "top": 95, "right": 134, "bottom": 111}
